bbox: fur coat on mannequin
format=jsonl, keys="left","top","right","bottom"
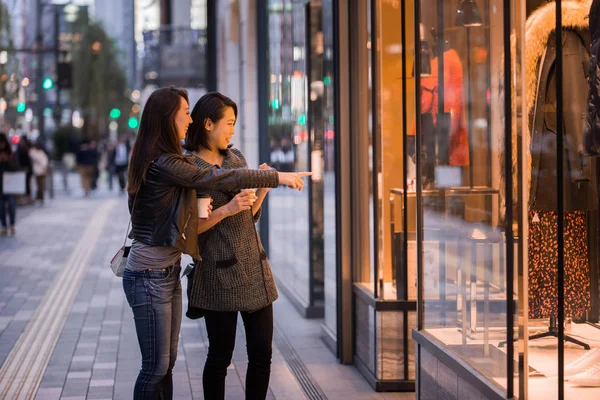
{"left": 498, "top": 0, "right": 593, "bottom": 215}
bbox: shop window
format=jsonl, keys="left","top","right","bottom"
{"left": 411, "top": 1, "right": 600, "bottom": 399}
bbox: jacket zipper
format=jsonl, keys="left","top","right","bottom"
{"left": 181, "top": 211, "right": 192, "bottom": 241}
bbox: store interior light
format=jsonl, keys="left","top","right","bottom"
{"left": 456, "top": 0, "right": 483, "bottom": 27}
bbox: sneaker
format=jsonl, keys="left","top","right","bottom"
{"left": 9, "top": 226, "right": 15, "bottom": 236}
{"left": 565, "top": 348, "right": 600, "bottom": 377}
{"left": 0, "top": 227, "right": 6, "bottom": 236}
{"left": 570, "top": 362, "right": 600, "bottom": 387}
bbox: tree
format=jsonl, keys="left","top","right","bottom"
{"left": 0, "top": 3, "right": 22, "bottom": 131}
{"left": 70, "top": 15, "right": 132, "bottom": 140}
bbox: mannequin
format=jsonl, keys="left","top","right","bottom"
{"left": 501, "top": 0, "right": 595, "bottom": 322}
{"left": 585, "top": 0, "right": 600, "bottom": 151}
{"left": 410, "top": 45, "right": 470, "bottom": 187}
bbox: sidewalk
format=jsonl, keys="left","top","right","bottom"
{"left": 0, "top": 178, "right": 410, "bottom": 400}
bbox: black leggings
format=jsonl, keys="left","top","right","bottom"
{"left": 203, "top": 304, "right": 273, "bottom": 400}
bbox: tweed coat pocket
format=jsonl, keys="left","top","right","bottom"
{"left": 215, "top": 258, "right": 249, "bottom": 289}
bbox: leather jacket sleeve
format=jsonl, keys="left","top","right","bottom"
{"left": 152, "top": 154, "right": 279, "bottom": 191}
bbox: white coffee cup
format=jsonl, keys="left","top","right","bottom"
{"left": 197, "top": 196, "right": 211, "bottom": 219}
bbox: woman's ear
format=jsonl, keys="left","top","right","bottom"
{"left": 204, "top": 118, "right": 213, "bottom": 132}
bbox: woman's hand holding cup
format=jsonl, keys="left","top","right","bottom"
{"left": 197, "top": 195, "right": 212, "bottom": 219}
{"left": 224, "top": 190, "right": 255, "bottom": 216}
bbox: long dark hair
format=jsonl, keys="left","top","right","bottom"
{"left": 127, "top": 86, "right": 189, "bottom": 195}
{"left": 184, "top": 92, "right": 237, "bottom": 152}
{"left": 0, "top": 132, "right": 11, "bottom": 154}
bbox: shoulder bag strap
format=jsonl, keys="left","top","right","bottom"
{"left": 123, "top": 193, "right": 139, "bottom": 247}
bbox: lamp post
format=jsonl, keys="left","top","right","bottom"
{"left": 35, "top": 1, "right": 79, "bottom": 142}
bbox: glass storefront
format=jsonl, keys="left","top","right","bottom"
{"left": 253, "top": 0, "right": 600, "bottom": 396}
{"left": 263, "top": 0, "right": 337, "bottom": 342}
{"left": 345, "top": 0, "right": 600, "bottom": 397}
{"left": 265, "top": 0, "right": 313, "bottom": 313}
{"left": 407, "top": 0, "right": 600, "bottom": 399}
{"left": 349, "top": 0, "right": 417, "bottom": 390}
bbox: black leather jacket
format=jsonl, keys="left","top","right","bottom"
{"left": 530, "top": 29, "right": 597, "bottom": 211}
{"left": 128, "top": 153, "right": 279, "bottom": 259}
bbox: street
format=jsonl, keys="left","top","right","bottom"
{"left": 0, "top": 174, "right": 399, "bottom": 400}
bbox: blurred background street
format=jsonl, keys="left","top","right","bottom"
{"left": 0, "top": 175, "right": 397, "bottom": 400}
{"left": 0, "top": 0, "right": 422, "bottom": 398}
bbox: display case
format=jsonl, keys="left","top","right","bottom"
{"left": 410, "top": 1, "right": 600, "bottom": 400}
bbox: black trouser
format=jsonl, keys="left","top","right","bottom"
{"left": 115, "top": 164, "right": 127, "bottom": 190}
{"left": 203, "top": 304, "right": 273, "bottom": 400}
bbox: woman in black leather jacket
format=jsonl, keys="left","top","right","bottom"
{"left": 122, "top": 86, "right": 309, "bottom": 400}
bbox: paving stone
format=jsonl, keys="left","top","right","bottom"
{"left": 93, "top": 362, "right": 117, "bottom": 370}
{"left": 34, "top": 387, "right": 62, "bottom": 400}
{"left": 1, "top": 190, "right": 391, "bottom": 400}
{"left": 71, "top": 355, "right": 95, "bottom": 363}
{"left": 67, "top": 371, "right": 92, "bottom": 379}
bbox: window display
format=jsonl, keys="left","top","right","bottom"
{"left": 411, "top": 1, "right": 600, "bottom": 399}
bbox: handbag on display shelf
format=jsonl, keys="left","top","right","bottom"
{"left": 110, "top": 194, "right": 137, "bottom": 277}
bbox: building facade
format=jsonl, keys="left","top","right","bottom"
{"left": 208, "top": 1, "right": 600, "bottom": 399}
{"left": 94, "top": 0, "right": 136, "bottom": 90}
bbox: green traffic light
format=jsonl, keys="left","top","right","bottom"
{"left": 271, "top": 99, "right": 280, "bottom": 110}
{"left": 128, "top": 116, "right": 139, "bottom": 129}
{"left": 16, "top": 102, "right": 25, "bottom": 113}
{"left": 298, "top": 114, "right": 307, "bottom": 125}
{"left": 42, "top": 78, "right": 54, "bottom": 90}
{"left": 109, "top": 108, "right": 121, "bottom": 119}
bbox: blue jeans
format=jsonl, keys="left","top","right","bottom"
{"left": 0, "top": 195, "right": 16, "bottom": 228}
{"left": 122, "top": 264, "right": 182, "bottom": 400}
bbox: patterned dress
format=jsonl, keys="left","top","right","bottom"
{"left": 528, "top": 210, "right": 590, "bottom": 319}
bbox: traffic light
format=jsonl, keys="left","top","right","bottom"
{"left": 16, "top": 102, "right": 25, "bottom": 113}
{"left": 109, "top": 108, "right": 121, "bottom": 119}
{"left": 42, "top": 78, "right": 54, "bottom": 90}
{"left": 298, "top": 114, "right": 307, "bottom": 125}
{"left": 128, "top": 116, "right": 139, "bottom": 129}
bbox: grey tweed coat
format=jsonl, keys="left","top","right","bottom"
{"left": 186, "top": 148, "right": 278, "bottom": 312}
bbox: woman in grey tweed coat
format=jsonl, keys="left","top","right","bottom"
{"left": 185, "top": 92, "right": 285, "bottom": 400}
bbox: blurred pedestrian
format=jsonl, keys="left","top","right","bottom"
{"left": 110, "top": 138, "right": 130, "bottom": 193}
{"left": 76, "top": 140, "right": 96, "bottom": 196}
{"left": 269, "top": 138, "right": 283, "bottom": 171}
{"left": 0, "top": 133, "right": 19, "bottom": 236}
{"left": 89, "top": 141, "right": 99, "bottom": 190}
{"left": 184, "top": 92, "right": 278, "bottom": 400}
{"left": 16, "top": 135, "right": 32, "bottom": 203}
{"left": 122, "top": 86, "right": 308, "bottom": 400}
{"left": 29, "top": 142, "right": 49, "bottom": 205}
